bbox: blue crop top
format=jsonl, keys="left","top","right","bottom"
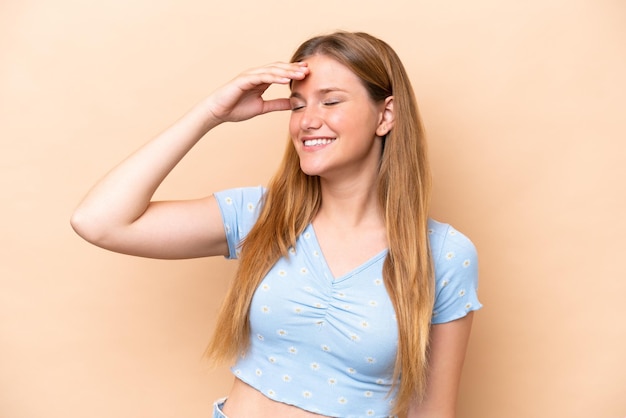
{"left": 215, "top": 186, "right": 482, "bottom": 417}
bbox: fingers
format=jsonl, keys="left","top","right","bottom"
{"left": 205, "top": 62, "right": 309, "bottom": 123}
{"left": 260, "top": 98, "right": 292, "bottom": 114}
{"left": 239, "top": 62, "right": 309, "bottom": 87}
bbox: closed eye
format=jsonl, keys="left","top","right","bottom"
{"left": 289, "top": 93, "right": 305, "bottom": 111}
{"left": 289, "top": 99, "right": 305, "bottom": 111}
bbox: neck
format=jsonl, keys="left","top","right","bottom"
{"left": 315, "top": 176, "right": 383, "bottom": 228}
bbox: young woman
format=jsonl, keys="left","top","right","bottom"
{"left": 71, "top": 31, "right": 481, "bottom": 418}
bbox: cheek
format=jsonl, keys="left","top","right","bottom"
{"left": 323, "top": 112, "right": 346, "bottom": 131}
{"left": 288, "top": 113, "right": 300, "bottom": 135}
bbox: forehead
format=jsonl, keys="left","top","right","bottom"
{"left": 291, "top": 54, "right": 363, "bottom": 93}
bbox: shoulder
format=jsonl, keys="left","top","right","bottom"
{"left": 213, "top": 185, "right": 266, "bottom": 208}
{"left": 428, "top": 219, "right": 482, "bottom": 324}
{"left": 213, "top": 186, "right": 267, "bottom": 259}
{"left": 428, "top": 219, "right": 477, "bottom": 264}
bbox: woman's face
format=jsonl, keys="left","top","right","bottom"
{"left": 289, "top": 54, "right": 391, "bottom": 182}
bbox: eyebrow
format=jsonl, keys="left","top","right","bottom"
{"left": 289, "top": 87, "right": 348, "bottom": 99}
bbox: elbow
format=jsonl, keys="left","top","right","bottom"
{"left": 70, "top": 207, "right": 108, "bottom": 247}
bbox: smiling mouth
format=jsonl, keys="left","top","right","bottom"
{"left": 303, "top": 138, "right": 336, "bottom": 147}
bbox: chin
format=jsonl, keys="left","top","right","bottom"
{"left": 299, "top": 167, "right": 320, "bottom": 177}
{"left": 298, "top": 163, "right": 325, "bottom": 177}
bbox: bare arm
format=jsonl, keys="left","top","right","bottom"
{"left": 70, "top": 62, "right": 309, "bottom": 259}
{"left": 407, "top": 312, "right": 475, "bottom": 418}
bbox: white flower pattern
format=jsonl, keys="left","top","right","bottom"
{"left": 215, "top": 188, "right": 481, "bottom": 417}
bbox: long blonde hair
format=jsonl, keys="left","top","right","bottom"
{"left": 206, "top": 31, "right": 433, "bottom": 416}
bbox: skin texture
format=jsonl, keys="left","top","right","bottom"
{"left": 71, "top": 56, "right": 474, "bottom": 417}
{"left": 408, "top": 313, "right": 475, "bottom": 417}
{"left": 289, "top": 55, "right": 390, "bottom": 182}
{"left": 70, "top": 62, "right": 309, "bottom": 259}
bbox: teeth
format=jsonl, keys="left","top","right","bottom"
{"left": 304, "top": 138, "right": 335, "bottom": 147}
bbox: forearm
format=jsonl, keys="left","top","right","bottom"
{"left": 71, "top": 62, "right": 307, "bottom": 254}
{"left": 70, "top": 98, "right": 220, "bottom": 242}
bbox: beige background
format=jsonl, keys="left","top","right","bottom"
{"left": 1, "top": 0, "right": 625, "bottom": 417}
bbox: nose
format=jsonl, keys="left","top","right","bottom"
{"left": 299, "top": 106, "right": 322, "bottom": 131}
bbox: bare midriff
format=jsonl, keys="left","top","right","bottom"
{"left": 221, "top": 378, "right": 330, "bottom": 418}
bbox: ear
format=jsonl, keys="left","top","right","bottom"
{"left": 376, "top": 96, "right": 395, "bottom": 137}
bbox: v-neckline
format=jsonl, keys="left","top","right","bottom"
{"left": 305, "top": 224, "right": 388, "bottom": 282}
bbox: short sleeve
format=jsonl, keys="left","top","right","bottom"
{"left": 213, "top": 186, "right": 265, "bottom": 259}
{"left": 429, "top": 220, "right": 482, "bottom": 324}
